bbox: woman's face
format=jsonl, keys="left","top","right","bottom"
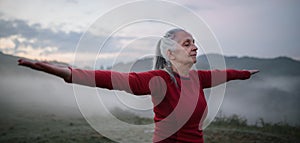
{"left": 169, "top": 31, "right": 198, "bottom": 65}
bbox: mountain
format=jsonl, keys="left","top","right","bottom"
{"left": 108, "top": 53, "right": 300, "bottom": 77}
{"left": 196, "top": 54, "right": 300, "bottom": 77}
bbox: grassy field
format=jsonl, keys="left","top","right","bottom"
{"left": 0, "top": 107, "right": 299, "bottom": 143}
{"left": 0, "top": 111, "right": 113, "bottom": 143}
{"left": 204, "top": 114, "right": 300, "bottom": 143}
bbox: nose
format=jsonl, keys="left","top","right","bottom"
{"left": 191, "top": 44, "right": 198, "bottom": 51}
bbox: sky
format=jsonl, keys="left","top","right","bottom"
{"left": 0, "top": 0, "right": 299, "bottom": 67}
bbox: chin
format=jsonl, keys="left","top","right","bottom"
{"left": 193, "top": 56, "right": 197, "bottom": 61}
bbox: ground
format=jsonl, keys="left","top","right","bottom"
{"left": 1, "top": 109, "right": 299, "bottom": 143}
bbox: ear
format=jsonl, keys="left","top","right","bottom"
{"left": 167, "top": 49, "right": 175, "bottom": 60}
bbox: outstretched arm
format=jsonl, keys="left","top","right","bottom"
{"left": 18, "top": 59, "right": 162, "bottom": 95}
{"left": 18, "top": 59, "right": 71, "bottom": 81}
{"left": 198, "top": 69, "right": 259, "bottom": 88}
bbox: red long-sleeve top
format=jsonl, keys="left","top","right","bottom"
{"left": 65, "top": 69, "right": 250, "bottom": 143}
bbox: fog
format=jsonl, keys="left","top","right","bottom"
{"left": 0, "top": 70, "right": 154, "bottom": 120}
{"left": 0, "top": 75, "right": 79, "bottom": 117}
{"left": 216, "top": 75, "right": 300, "bottom": 125}
{"left": 1, "top": 54, "right": 299, "bottom": 127}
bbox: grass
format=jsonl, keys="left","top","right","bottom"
{"left": 0, "top": 108, "right": 299, "bottom": 143}
{"left": 0, "top": 112, "right": 115, "bottom": 143}
{"left": 204, "top": 114, "right": 300, "bottom": 143}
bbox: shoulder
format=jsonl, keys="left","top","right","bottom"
{"left": 189, "top": 70, "right": 211, "bottom": 79}
{"left": 128, "top": 70, "right": 169, "bottom": 77}
{"left": 147, "top": 69, "right": 170, "bottom": 77}
{"left": 144, "top": 70, "right": 174, "bottom": 82}
{"left": 189, "top": 69, "right": 206, "bottom": 75}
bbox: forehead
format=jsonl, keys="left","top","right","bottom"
{"left": 174, "top": 31, "right": 193, "bottom": 43}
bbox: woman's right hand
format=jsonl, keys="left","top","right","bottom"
{"left": 18, "top": 59, "right": 71, "bottom": 81}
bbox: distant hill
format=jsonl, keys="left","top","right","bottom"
{"left": 106, "top": 53, "right": 300, "bottom": 78}
{"left": 0, "top": 52, "right": 70, "bottom": 76}
{"left": 196, "top": 54, "right": 300, "bottom": 77}
{"left": 3, "top": 51, "right": 300, "bottom": 76}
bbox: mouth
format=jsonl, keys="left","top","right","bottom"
{"left": 190, "top": 53, "right": 197, "bottom": 57}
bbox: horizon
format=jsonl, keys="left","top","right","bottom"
{"left": 1, "top": 51, "right": 299, "bottom": 69}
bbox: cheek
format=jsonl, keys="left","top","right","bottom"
{"left": 185, "top": 47, "right": 192, "bottom": 53}
{"left": 175, "top": 49, "right": 186, "bottom": 55}
{"left": 176, "top": 51, "right": 190, "bottom": 60}
{"left": 172, "top": 47, "right": 189, "bottom": 59}
{"left": 183, "top": 49, "right": 191, "bottom": 56}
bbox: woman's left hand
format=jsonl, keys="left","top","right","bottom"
{"left": 248, "top": 70, "right": 259, "bottom": 75}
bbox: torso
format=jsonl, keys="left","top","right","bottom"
{"left": 151, "top": 70, "right": 207, "bottom": 143}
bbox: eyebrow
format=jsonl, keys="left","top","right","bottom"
{"left": 182, "top": 38, "right": 195, "bottom": 44}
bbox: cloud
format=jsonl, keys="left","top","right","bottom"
{"left": 0, "top": 32, "right": 77, "bottom": 62}
{"left": 0, "top": 36, "right": 16, "bottom": 53}
{"left": 17, "top": 45, "right": 58, "bottom": 56}
{"left": 0, "top": 19, "right": 79, "bottom": 63}
{"left": 0, "top": 34, "right": 38, "bottom": 55}
{"left": 0, "top": 19, "right": 81, "bottom": 50}
{"left": 0, "top": 18, "right": 158, "bottom": 67}
{"left": 0, "top": 0, "right": 125, "bottom": 33}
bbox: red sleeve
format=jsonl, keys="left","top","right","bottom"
{"left": 65, "top": 68, "right": 165, "bottom": 95}
{"left": 198, "top": 69, "right": 251, "bottom": 88}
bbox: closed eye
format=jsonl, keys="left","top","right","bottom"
{"left": 183, "top": 39, "right": 195, "bottom": 47}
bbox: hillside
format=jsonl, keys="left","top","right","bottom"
{"left": 196, "top": 54, "right": 300, "bottom": 77}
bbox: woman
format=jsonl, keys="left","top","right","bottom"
{"left": 18, "top": 28, "right": 259, "bottom": 143}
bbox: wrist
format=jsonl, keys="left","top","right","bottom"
{"left": 62, "top": 67, "right": 72, "bottom": 82}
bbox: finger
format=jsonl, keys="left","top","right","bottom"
{"left": 17, "top": 59, "right": 23, "bottom": 64}
{"left": 18, "top": 59, "right": 34, "bottom": 67}
{"left": 18, "top": 59, "right": 26, "bottom": 65}
{"left": 35, "top": 62, "right": 51, "bottom": 71}
{"left": 18, "top": 59, "right": 44, "bottom": 71}
{"left": 250, "top": 70, "right": 259, "bottom": 75}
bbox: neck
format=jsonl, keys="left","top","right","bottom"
{"left": 170, "top": 62, "right": 193, "bottom": 77}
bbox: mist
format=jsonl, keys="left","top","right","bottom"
{"left": 1, "top": 53, "right": 299, "bottom": 127}
{"left": 0, "top": 66, "right": 153, "bottom": 120}
{"left": 217, "top": 75, "right": 300, "bottom": 125}
{"left": 0, "top": 74, "right": 78, "bottom": 117}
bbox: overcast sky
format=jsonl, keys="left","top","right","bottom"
{"left": 0, "top": 0, "right": 299, "bottom": 67}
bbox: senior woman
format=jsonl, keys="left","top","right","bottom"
{"left": 18, "top": 28, "right": 258, "bottom": 143}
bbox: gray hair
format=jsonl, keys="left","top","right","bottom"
{"left": 153, "top": 28, "right": 184, "bottom": 70}
{"left": 153, "top": 28, "right": 185, "bottom": 88}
